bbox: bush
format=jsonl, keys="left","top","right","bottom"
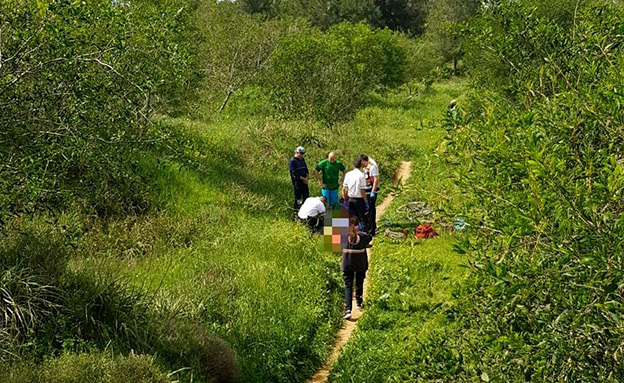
{"left": 0, "top": 0, "right": 196, "bottom": 218}
{"left": 158, "top": 324, "right": 243, "bottom": 383}
{"left": 435, "top": 1, "right": 624, "bottom": 381}
{"left": 265, "top": 22, "right": 406, "bottom": 123}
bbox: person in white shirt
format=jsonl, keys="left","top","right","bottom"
{"left": 360, "top": 154, "right": 380, "bottom": 236}
{"left": 298, "top": 196, "right": 327, "bottom": 233}
{"left": 342, "top": 158, "right": 369, "bottom": 230}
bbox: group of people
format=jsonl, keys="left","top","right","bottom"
{"left": 290, "top": 147, "right": 380, "bottom": 235}
{"left": 289, "top": 147, "right": 380, "bottom": 319}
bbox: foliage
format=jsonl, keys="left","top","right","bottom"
{"left": 421, "top": 0, "right": 479, "bottom": 72}
{"left": 0, "top": 0, "right": 197, "bottom": 218}
{"left": 236, "top": 0, "right": 434, "bottom": 35}
{"left": 195, "top": 1, "right": 282, "bottom": 112}
{"left": 417, "top": 1, "right": 624, "bottom": 381}
{"left": 375, "top": 0, "right": 429, "bottom": 35}
{"left": 266, "top": 22, "right": 407, "bottom": 123}
{"left": 237, "top": 0, "right": 382, "bottom": 29}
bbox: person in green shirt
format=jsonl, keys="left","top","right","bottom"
{"left": 313, "top": 152, "right": 346, "bottom": 209}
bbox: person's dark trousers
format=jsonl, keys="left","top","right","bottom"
{"left": 305, "top": 216, "right": 324, "bottom": 234}
{"left": 343, "top": 270, "right": 366, "bottom": 312}
{"left": 292, "top": 181, "right": 310, "bottom": 211}
{"left": 348, "top": 198, "right": 367, "bottom": 227}
{"left": 367, "top": 193, "right": 377, "bottom": 236}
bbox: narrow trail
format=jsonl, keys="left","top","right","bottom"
{"left": 306, "top": 161, "right": 413, "bottom": 383}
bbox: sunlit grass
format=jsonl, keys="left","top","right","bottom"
{"left": 329, "top": 79, "right": 469, "bottom": 383}
{"left": 62, "top": 79, "right": 469, "bottom": 383}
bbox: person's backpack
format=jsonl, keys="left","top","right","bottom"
{"left": 415, "top": 223, "right": 438, "bottom": 239}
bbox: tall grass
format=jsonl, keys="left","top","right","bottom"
{"left": 329, "top": 80, "right": 470, "bottom": 382}
{"left": 1, "top": 80, "right": 467, "bottom": 382}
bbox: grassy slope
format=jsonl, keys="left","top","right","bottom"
{"left": 61, "top": 80, "right": 468, "bottom": 383}
{"left": 65, "top": 82, "right": 460, "bottom": 383}
{"left": 329, "top": 80, "right": 470, "bottom": 382}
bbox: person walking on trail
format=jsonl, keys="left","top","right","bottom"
{"left": 313, "top": 152, "right": 345, "bottom": 210}
{"left": 342, "top": 216, "right": 372, "bottom": 320}
{"left": 342, "top": 157, "right": 369, "bottom": 230}
{"left": 298, "top": 196, "right": 327, "bottom": 233}
{"left": 289, "top": 146, "right": 309, "bottom": 212}
{"left": 360, "top": 154, "right": 380, "bottom": 236}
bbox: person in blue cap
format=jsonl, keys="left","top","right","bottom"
{"left": 289, "top": 146, "right": 309, "bottom": 212}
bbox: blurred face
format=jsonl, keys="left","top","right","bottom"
{"left": 328, "top": 152, "right": 337, "bottom": 163}
{"left": 361, "top": 159, "right": 369, "bottom": 167}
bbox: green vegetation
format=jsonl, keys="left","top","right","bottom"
{"left": 330, "top": 80, "right": 469, "bottom": 382}
{"left": 4, "top": 0, "right": 622, "bottom": 382}
{"left": 267, "top": 22, "right": 406, "bottom": 123}
{"left": 0, "top": 0, "right": 196, "bottom": 218}
{"left": 439, "top": 2, "right": 624, "bottom": 381}
{"left": 1, "top": 352, "right": 170, "bottom": 383}
{"left": 1, "top": 0, "right": 464, "bottom": 376}
{"left": 330, "top": 1, "right": 624, "bottom": 382}
{"left": 236, "top": 0, "right": 424, "bottom": 34}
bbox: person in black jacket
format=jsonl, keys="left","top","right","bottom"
{"left": 341, "top": 216, "right": 372, "bottom": 320}
{"left": 289, "top": 146, "right": 309, "bottom": 212}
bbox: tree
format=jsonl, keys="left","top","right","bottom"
{"left": 374, "top": 0, "right": 429, "bottom": 35}
{"left": 237, "top": 0, "right": 382, "bottom": 29}
{"left": 265, "top": 22, "right": 407, "bottom": 123}
{"left": 0, "top": 0, "right": 196, "bottom": 216}
{"left": 423, "top": 0, "right": 480, "bottom": 72}
{"left": 196, "top": 2, "right": 281, "bottom": 112}
{"left": 327, "top": 0, "right": 383, "bottom": 28}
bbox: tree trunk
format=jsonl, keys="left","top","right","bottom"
{"left": 218, "top": 90, "right": 233, "bottom": 113}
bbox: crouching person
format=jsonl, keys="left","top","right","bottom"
{"left": 298, "top": 196, "right": 327, "bottom": 233}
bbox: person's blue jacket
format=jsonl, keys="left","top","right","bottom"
{"left": 289, "top": 156, "right": 308, "bottom": 184}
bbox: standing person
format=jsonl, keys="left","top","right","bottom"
{"left": 342, "top": 157, "right": 369, "bottom": 229}
{"left": 313, "top": 152, "right": 346, "bottom": 210}
{"left": 289, "top": 146, "right": 309, "bottom": 212}
{"left": 360, "top": 154, "right": 380, "bottom": 236}
{"left": 298, "top": 196, "right": 327, "bottom": 233}
{"left": 341, "top": 216, "right": 372, "bottom": 320}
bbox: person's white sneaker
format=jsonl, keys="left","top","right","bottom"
{"left": 343, "top": 310, "right": 352, "bottom": 320}
{"left": 356, "top": 303, "right": 363, "bottom": 310}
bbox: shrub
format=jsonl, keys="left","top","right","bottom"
{"left": 158, "top": 324, "right": 243, "bottom": 383}
{"left": 438, "top": 1, "right": 624, "bottom": 381}
{"left": 265, "top": 22, "right": 406, "bottom": 123}
{"left": 0, "top": 0, "right": 196, "bottom": 218}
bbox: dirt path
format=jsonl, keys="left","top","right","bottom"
{"left": 305, "top": 161, "right": 412, "bottom": 383}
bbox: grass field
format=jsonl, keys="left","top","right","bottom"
{"left": 329, "top": 80, "right": 470, "bottom": 383}
{"left": 59, "top": 80, "right": 467, "bottom": 382}
{"left": 0, "top": 80, "right": 468, "bottom": 383}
